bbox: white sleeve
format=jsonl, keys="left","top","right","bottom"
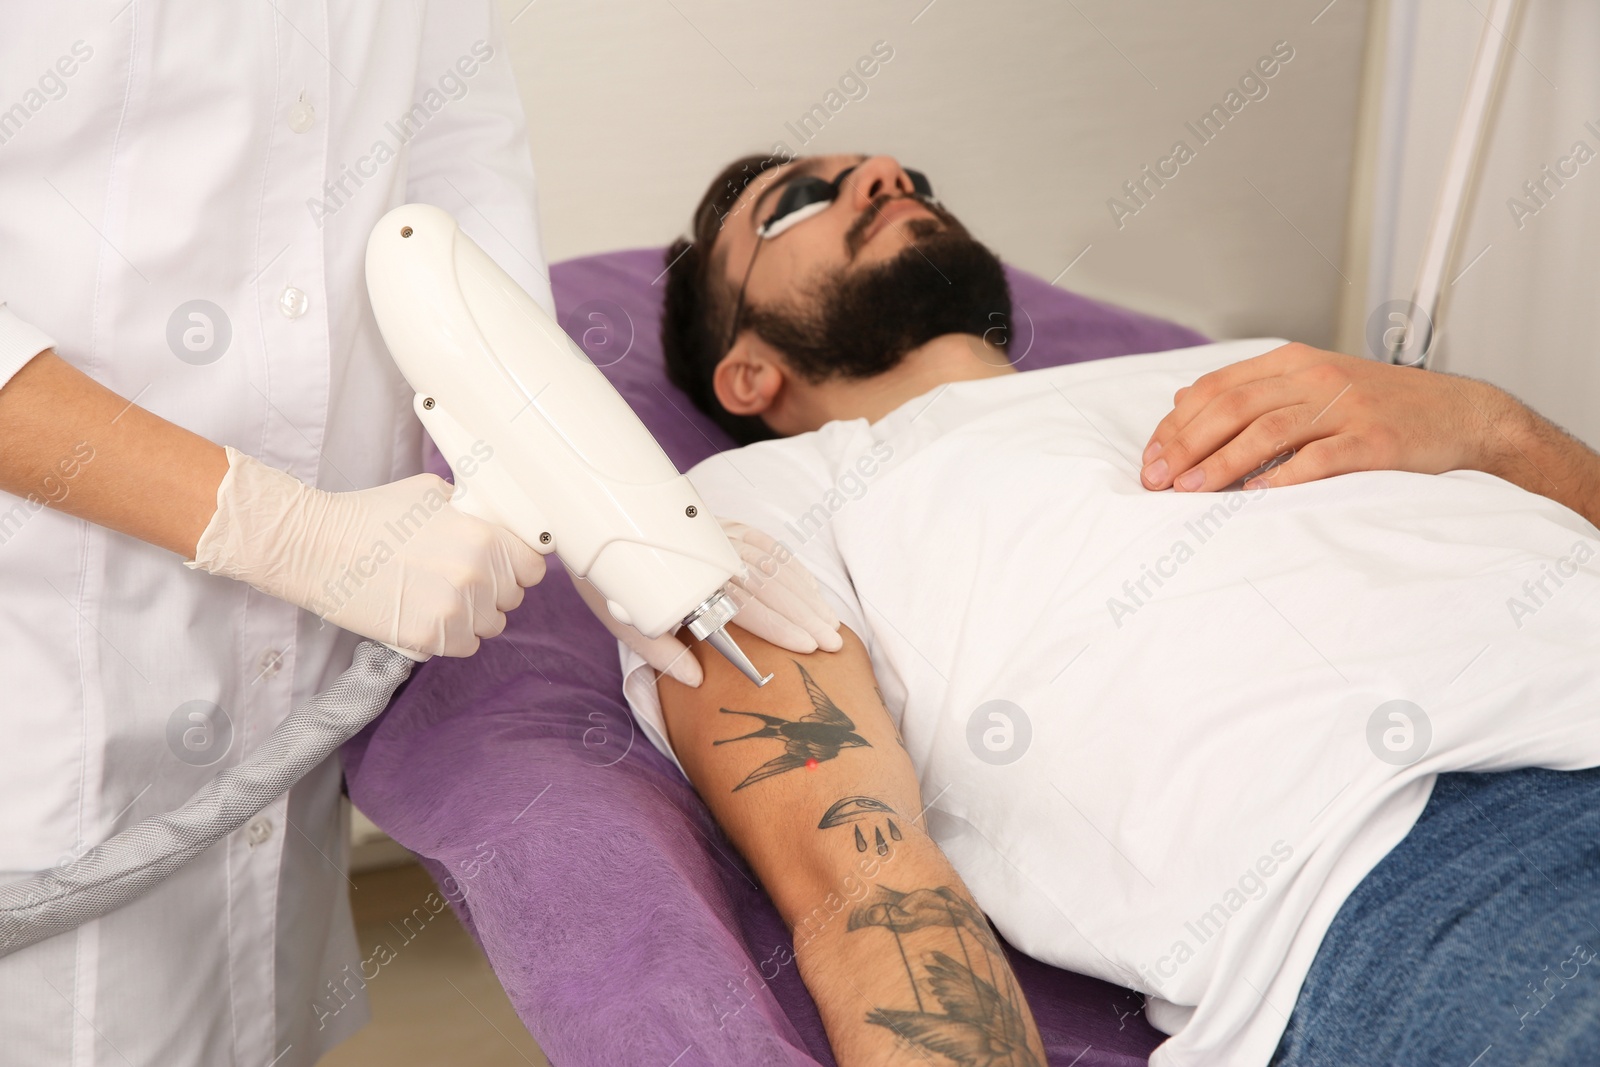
{"left": 619, "top": 433, "right": 870, "bottom": 774}
{"left": 403, "top": 0, "right": 554, "bottom": 317}
{"left": 0, "top": 303, "right": 56, "bottom": 393}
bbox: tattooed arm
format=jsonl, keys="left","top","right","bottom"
{"left": 658, "top": 623, "right": 1046, "bottom": 1067}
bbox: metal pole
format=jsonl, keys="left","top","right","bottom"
{"left": 1388, "top": 0, "right": 1525, "bottom": 368}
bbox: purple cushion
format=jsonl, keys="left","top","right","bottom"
{"left": 343, "top": 248, "right": 1205, "bottom": 1066}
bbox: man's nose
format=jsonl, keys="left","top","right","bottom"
{"left": 839, "top": 156, "right": 919, "bottom": 209}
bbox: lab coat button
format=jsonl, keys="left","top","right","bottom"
{"left": 278, "top": 287, "right": 309, "bottom": 319}
{"left": 247, "top": 818, "right": 274, "bottom": 846}
{"left": 288, "top": 95, "right": 315, "bottom": 133}
{"left": 255, "top": 648, "right": 284, "bottom": 680}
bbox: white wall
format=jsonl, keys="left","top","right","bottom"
{"left": 1345, "top": 0, "right": 1600, "bottom": 446}
{"left": 499, "top": 0, "right": 1370, "bottom": 347}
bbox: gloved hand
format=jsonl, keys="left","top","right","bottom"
{"left": 186, "top": 445, "right": 544, "bottom": 657}
{"left": 571, "top": 518, "right": 843, "bottom": 686}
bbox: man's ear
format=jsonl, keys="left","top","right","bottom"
{"left": 712, "top": 337, "right": 786, "bottom": 417}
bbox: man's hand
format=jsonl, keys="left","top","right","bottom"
{"left": 1138, "top": 342, "right": 1506, "bottom": 494}
{"left": 1139, "top": 342, "right": 1600, "bottom": 526}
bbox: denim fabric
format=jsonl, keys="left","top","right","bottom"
{"left": 1271, "top": 766, "right": 1600, "bottom": 1066}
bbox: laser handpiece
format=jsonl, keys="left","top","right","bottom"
{"left": 364, "top": 204, "right": 771, "bottom": 686}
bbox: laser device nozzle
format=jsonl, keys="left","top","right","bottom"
{"left": 683, "top": 589, "right": 773, "bottom": 687}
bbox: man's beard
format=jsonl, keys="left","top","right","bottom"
{"left": 739, "top": 215, "right": 1014, "bottom": 383}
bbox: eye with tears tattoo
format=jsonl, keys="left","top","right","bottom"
{"left": 818, "top": 796, "right": 903, "bottom": 855}
{"left": 713, "top": 662, "right": 870, "bottom": 791}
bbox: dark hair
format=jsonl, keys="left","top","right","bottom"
{"left": 660, "top": 152, "right": 789, "bottom": 446}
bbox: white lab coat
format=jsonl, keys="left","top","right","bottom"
{"left": 0, "top": 3, "right": 552, "bottom": 1064}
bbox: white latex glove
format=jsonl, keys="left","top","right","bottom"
{"left": 187, "top": 445, "right": 544, "bottom": 657}
{"left": 571, "top": 518, "right": 843, "bottom": 686}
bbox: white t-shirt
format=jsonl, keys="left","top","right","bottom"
{"left": 620, "top": 339, "right": 1600, "bottom": 1066}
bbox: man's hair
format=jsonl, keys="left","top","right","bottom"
{"left": 660, "top": 153, "right": 786, "bottom": 446}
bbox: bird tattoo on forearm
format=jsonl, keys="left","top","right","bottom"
{"left": 713, "top": 662, "right": 871, "bottom": 791}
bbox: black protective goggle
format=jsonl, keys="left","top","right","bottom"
{"left": 756, "top": 165, "right": 937, "bottom": 238}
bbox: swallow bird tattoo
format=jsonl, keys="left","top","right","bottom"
{"left": 714, "top": 662, "right": 871, "bottom": 791}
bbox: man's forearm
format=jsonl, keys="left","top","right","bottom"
{"left": 0, "top": 350, "right": 227, "bottom": 557}
{"left": 1468, "top": 378, "right": 1600, "bottom": 528}
{"left": 659, "top": 624, "right": 1046, "bottom": 1067}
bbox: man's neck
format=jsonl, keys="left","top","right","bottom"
{"left": 807, "top": 333, "right": 1018, "bottom": 428}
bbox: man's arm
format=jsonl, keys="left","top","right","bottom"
{"left": 1138, "top": 342, "right": 1600, "bottom": 527}
{"left": 659, "top": 623, "right": 1046, "bottom": 1067}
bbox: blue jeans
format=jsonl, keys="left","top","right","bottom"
{"left": 1271, "top": 766, "right": 1600, "bottom": 1066}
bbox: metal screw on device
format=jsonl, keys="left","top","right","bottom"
{"left": 686, "top": 505, "right": 697, "bottom": 517}
{"left": 422, "top": 397, "right": 435, "bottom": 410}
{"left": 539, "top": 532, "right": 551, "bottom": 545}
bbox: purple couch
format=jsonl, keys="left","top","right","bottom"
{"left": 343, "top": 248, "right": 1206, "bottom": 1065}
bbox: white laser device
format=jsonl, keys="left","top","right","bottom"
{"left": 364, "top": 203, "right": 771, "bottom": 686}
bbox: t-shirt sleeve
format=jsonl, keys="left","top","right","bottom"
{"left": 618, "top": 426, "right": 871, "bottom": 773}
